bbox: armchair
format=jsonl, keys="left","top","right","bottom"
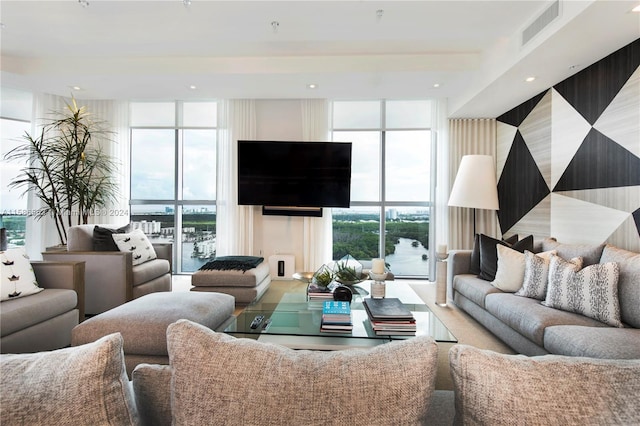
{"left": 1, "top": 260, "right": 84, "bottom": 353}
{"left": 43, "top": 224, "right": 172, "bottom": 315}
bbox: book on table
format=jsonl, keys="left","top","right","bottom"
{"left": 321, "top": 300, "right": 353, "bottom": 332}
{"left": 308, "top": 282, "right": 340, "bottom": 300}
{"left": 362, "top": 298, "right": 416, "bottom": 336}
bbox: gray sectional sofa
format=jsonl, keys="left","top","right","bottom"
{"left": 447, "top": 240, "right": 640, "bottom": 359}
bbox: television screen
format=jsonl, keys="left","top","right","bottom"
{"left": 237, "top": 140, "right": 352, "bottom": 209}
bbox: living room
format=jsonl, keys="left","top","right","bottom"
{"left": 1, "top": 1, "right": 639, "bottom": 424}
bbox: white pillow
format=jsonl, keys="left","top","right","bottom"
{"left": 492, "top": 247, "right": 556, "bottom": 292}
{"left": 543, "top": 254, "right": 622, "bottom": 327}
{"left": 1, "top": 247, "right": 44, "bottom": 301}
{"left": 112, "top": 229, "right": 157, "bottom": 266}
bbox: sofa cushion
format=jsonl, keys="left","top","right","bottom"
{"left": 449, "top": 345, "right": 640, "bottom": 425}
{"left": 544, "top": 325, "right": 640, "bottom": 359}
{"left": 113, "top": 229, "right": 158, "bottom": 266}
{"left": 0, "top": 333, "right": 139, "bottom": 425}
{"left": 599, "top": 244, "right": 640, "bottom": 328}
{"left": 478, "top": 234, "right": 533, "bottom": 281}
{"left": 167, "top": 319, "right": 439, "bottom": 426}
{"left": 93, "top": 224, "right": 131, "bottom": 251}
{"left": 132, "top": 258, "right": 170, "bottom": 286}
{"left": 132, "top": 363, "right": 172, "bottom": 426}
{"left": 543, "top": 254, "right": 622, "bottom": 327}
{"left": 515, "top": 250, "right": 559, "bottom": 300}
{"left": 453, "top": 274, "right": 503, "bottom": 309}
{"left": 1, "top": 288, "right": 77, "bottom": 337}
{"left": 541, "top": 239, "right": 605, "bottom": 266}
{"left": 485, "top": 293, "right": 608, "bottom": 346}
{"left": 72, "top": 292, "right": 234, "bottom": 356}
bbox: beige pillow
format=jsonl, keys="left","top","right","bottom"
{"left": 167, "top": 319, "right": 438, "bottom": 425}
{"left": 492, "top": 246, "right": 556, "bottom": 292}
{"left": 0, "top": 333, "right": 139, "bottom": 425}
{"left": 449, "top": 345, "right": 640, "bottom": 425}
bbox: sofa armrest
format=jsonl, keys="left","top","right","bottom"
{"left": 447, "top": 250, "right": 473, "bottom": 302}
{"left": 153, "top": 243, "right": 173, "bottom": 272}
{"left": 42, "top": 251, "right": 133, "bottom": 315}
{"left": 31, "top": 260, "right": 86, "bottom": 321}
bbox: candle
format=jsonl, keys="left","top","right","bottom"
{"left": 372, "top": 258, "right": 385, "bottom": 274}
{"left": 437, "top": 244, "right": 447, "bottom": 255}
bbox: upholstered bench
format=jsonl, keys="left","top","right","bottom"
{"left": 191, "top": 258, "right": 271, "bottom": 305}
{"left": 71, "top": 291, "right": 234, "bottom": 375}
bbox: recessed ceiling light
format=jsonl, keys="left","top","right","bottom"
{"left": 189, "top": 85, "right": 197, "bottom": 90}
{"left": 433, "top": 83, "right": 440, "bottom": 88}
{"left": 72, "top": 86, "right": 82, "bottom": 91}
{"left": 632, "top": 4, "right": 640, "bottom": 12}
{"left": 78, "top": 0, "right": 89, "bottom": 7}
{"left": 525, "top": 76, "right": 536, "bottom": 82}
{"left": 307, "top": 84, "right": 318, "bottom": 89}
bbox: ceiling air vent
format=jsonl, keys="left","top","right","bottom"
{"left": 522, "top": 0, "right": 560, "bottom": 46}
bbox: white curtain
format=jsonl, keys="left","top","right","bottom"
{"left": 448, "top": 118, "right": 499, "bottom": 250}
{"left": 301, "top": 99, "right": 332, "bottom": 271}
{"left": 216, "top": 99, "right": 257, "bottom": 256}
{"left": 25, "top": 94, "right": 129, "bottom": 258}
{"left": 434, "top": 99, "right": 449, "bottom": 257}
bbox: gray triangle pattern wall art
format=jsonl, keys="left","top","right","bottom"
{"left": 496, "top": 39, "right": 640, "bottom": 251}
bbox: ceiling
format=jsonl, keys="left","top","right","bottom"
{"left": 1, "top": 0, "right": 639, "bottom": 117}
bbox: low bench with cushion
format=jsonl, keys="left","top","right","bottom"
{"left": 191, "top": 256, "right": 271, "bottom": 304}
{"left": 71, "top": 291, "right": 235, "bottom": 375}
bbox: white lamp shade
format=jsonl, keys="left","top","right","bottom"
{"left": 448, "top": 155, "right": 499, "bottom": 210}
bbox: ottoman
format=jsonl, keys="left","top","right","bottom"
{"left": 71, "top": 291, "right": 235, "bottom": 375}
{"left": 191, "top": 260, "right": 271, "bottom": 304}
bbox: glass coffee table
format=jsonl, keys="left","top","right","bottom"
{"left": 222, "top": 280, "right": 457, "bottom": 350}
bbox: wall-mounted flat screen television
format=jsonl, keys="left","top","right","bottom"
{"left": 237, "top": 140, "right": 352, "bottom": 213}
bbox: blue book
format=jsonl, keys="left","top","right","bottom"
{"left": 322, "top": 300, "right": 351, "bottom": 315}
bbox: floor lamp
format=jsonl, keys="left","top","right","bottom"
{"left": 448, "top": 155, "right": 500, "bottom": 239}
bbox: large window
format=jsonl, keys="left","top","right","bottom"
{"left": 331, "top": 100, "right": 435, "bottom": 278}
{"left": 1, "top": 118, "right": 31, "bottom": 247}
{"left": 129, "top": 102, "right": 217, "bottom": 273}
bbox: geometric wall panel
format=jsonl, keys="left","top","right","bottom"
{"left": 550, "top": 193, "right": 630, "bottom": 245}
{"left": 555, "top": 186, "right": 640, "bottom": 213}
{"left": 496, "top": 90, "right": 548, "bottom": 127}
{"left": 504, "top": 194, "right": 551, "bottom": 240}
{"left": 519, "top": 90, "right": 552, "bottom": 188}
{"left": 553, "top": 39, "right": 640, "bottom": 125}
{"left": 495, "top": 39, "right": 639, "bottom": 251}
{"left": 550, "top": 88, "right": 592, "bottom": 188}
{"left": 497, "top": 131, "right": 550, "bottom": 234}
{"left": 496, "top": 122, "right": 517, "bottom": 178}
{"left": 554, "top": 128, "right": 640, "bottom": 191}
{"left": 594, "top": 66, "right": 640, "bottom": 158}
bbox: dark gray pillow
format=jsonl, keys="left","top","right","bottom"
{"left": 478, "top": 234, "right": 533, "bottom": 281}
{"left": 93, "top": 224, "right": 130, "bottom": 251}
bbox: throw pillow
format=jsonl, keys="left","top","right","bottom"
{"left": 0, "top": 333, "right": 139, "bottom": 425}
{"left": 112, "top": 229, "right": 157, "bottom": 266}
{"left": 167, "top": 319, "right": 439, "bottom": 426}
{"left": 543, "top": 254, "right": 622, "bottom": 327}
{"left": 515, "top": 249, "right": 559, "bottom": 300}
{"left": 449, "top": 345, "right": 640, "bottom": 425}
{"left": 492, "top": 247, "right": 557, "bottom": 293}
{"left": 1, "top": 247, "right": 43, "bottom": 301}
{"left": 93, "top": 224, "right": 130, "bottom": 251}
{"left": 478, "top": 234, "right": 533, "bottom": 281}
{"left": 470, "top": 233, "right": 518, "bottom": 276}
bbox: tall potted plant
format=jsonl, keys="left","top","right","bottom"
{"left": 3, "top": 97, "right": 119, "bottom": 246}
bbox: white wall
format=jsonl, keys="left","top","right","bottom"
{"left": 252, "top": 99, "right": 307, "bottom": 273}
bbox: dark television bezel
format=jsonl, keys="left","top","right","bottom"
{"left": 237, "top": 140, "right": 352, "bottom": 215}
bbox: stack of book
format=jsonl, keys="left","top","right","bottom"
{"left": 307, "top": 282, "right": 339, "bottom": 300}
{"left": 320, "top": 300, "right": 353, "bottom": 333}
{"left": 362, "top": 298, "right": 416, "bottom": 336}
